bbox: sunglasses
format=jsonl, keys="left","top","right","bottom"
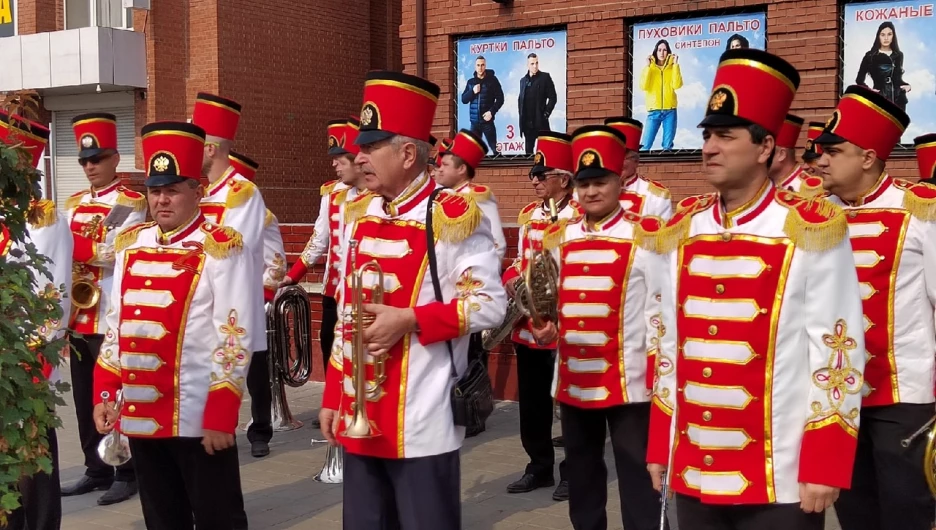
{"left": 79, "top": 153, "right": 112, "bottom": 166}
{"left": 529, "top": 172, "right": 559, "bottom": 182}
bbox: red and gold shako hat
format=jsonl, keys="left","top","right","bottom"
{"left": 604, "top": 117, "right": 642, "bottom": 152}
{"left": 229, "top": 151, "right": 259, "bottom": 182}
{"left": 815, "top": 85, "right": 910, "bottom": 162}
{"left": 434, "top": 137, "right": 453, "bottom": 168}
{"left": 72, "top": 112, "right": 117, "bottom": 160}
{"left": 699, "top": 49, "right": 801, "bottom": 136}
{"left": 343, "top": 117, "right": 361, "bottom": 156}
{"left": 777, "top": 114, "right": 804, "bottom": 149}
{"left": 914, "top": 134, "right": 936, "bottom": 181}
{"left": 192, "top": 92, "right": 242, "bottom": 142}
{"left": 803, "top": 121, "right": 825, "bottom": 161}
{"left": 531, "top": 131, "right": 573, "bottom": 175}
{"left": 0, "top": 111, "right": 50, "bottom": 169}
{"left": 327, "top": 119, "right": 347, "bottom": 155}
{"left": 445, "top": 129, "right": 488, "bottom": 170}
{"left": 355, "top": 71, "right": 440, "bottom": 146}
{"left": 571, "top": 125, "right": 629, "bottom": 181}
{"left": 141, "top": 121, "right": 207, "bottom": 187}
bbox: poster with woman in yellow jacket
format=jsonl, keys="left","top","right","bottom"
{"left": 631, "top": 12, "right": 766, "bottom": 150}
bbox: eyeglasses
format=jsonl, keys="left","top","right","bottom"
{"left": 529, "top": 172, "right": 559, "bottom": 182}
{"left": 78, "top": 153, "right": 112, "bottom": 166}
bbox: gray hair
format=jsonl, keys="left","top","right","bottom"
{"left": 391, "top": 135, "right": 430, "bottom": 168}
{"left": 206, "top": 135, "right": 233, "bottom": 155}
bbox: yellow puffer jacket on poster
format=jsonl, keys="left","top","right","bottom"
{"left": 640, "top": 55, "right": 683, "bottom": 111}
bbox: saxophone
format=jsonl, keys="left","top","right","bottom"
{"left": 481, "top": 198, "right": 560, "bottom": 350}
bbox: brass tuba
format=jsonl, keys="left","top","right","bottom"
{"left": 343, "top": 239, "right": 386, "bottom": 439}
{"left": 901, "top": 415, "right": 936, "bottom": 497}
{"left": 266, "top": 285, "right": 313, "bottom": 431}
{"left": 481, "top": 198, "right": 561, "bottom": 350}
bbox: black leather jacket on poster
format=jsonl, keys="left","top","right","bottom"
{"left": 856, "top": 51, "right": 907, "bottom": 109}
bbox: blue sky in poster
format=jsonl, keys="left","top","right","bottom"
{"left": 844, "top": 1, "right": 936, "bottom": 144}
{"left": 630, "top": 13, "right": 766, "bottom": 150}
{"left": 455, "top": 30, "right": 567, "bottom": 156}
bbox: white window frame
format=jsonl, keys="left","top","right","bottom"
{"left": 63, "top": 0, "right": 132, "bottom": 30}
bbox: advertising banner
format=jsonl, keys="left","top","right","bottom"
{"left": 455, "top": 29, "right": 567, "bottom": 157}
{"left": 0, "top": 0, "right": 14, "bottom": 38}
{"left": 630, "top": 13, "right": 766, "bottom": 151}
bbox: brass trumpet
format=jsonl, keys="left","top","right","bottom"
{"left": 900, "top": 414, "right": 936, "bottom": 497}
{"left": 71, "top": 279, "right": 101, "bottom": 310}
{"left": 343, "top": 239, "right": 386, "bottom": 439}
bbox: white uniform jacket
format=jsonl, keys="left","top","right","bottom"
{"left": 624, "top": 174, "right": 673, "bottom": 220}
{"left": 94, "top": 214, "right": 262, "bottom": 438}
{"left": 262, "top": 209, "right": 287, "bottom": 303}
{"left": 453, "top": 181, "right": 507, "bottom": 262}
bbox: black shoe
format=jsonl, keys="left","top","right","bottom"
{"left": 97, "top": 481, "right": 137, "bottom": 506}
{"left": 552, "top": 436, "right": 564, "bottom": 448}
{"left": 251, "top": 441, "right": 270, "bottom": 458}
{"left": 552, "top": 480, "right": 569, "bottom": 501}
{"left": 506, "top": 473, "right": 555, "bottom": 493}
{"left": 61, "top": 475, "right": 113, "bottom": 497}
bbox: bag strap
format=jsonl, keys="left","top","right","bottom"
{"left": 426, "top": 188, "right": 459, "bottom": 379}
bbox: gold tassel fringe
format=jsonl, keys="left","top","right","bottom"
{"left": 116, "top": 190, "right": 147, "bottom": 212}
{"left": 225, "top": 180, "right": 256, "bottom": 210}
{"left": 899, "top": 180, "right": 936, "bottom": 222}
{"left": 114, "top": 222, "right": 152, "bottom": 253}
{"left": 65, "top": 191, "right": 86, "bottom": 211}
{"left": 517, "top": 201, "right": 537, "bottom": 226}
{"left": 432, "top": 192, "right": 481, "bottom": 244}
{"left": 468, "top": 186, "right": 493, "bottom": 203}
{"left": 542, "top": 220, "right": 567, "bottom": 251}
{"left": 27, "top": 199, "right": 57, "bottom": 228}
{"left": 636, "top": 213, "right": 690, "bottom": 255}
{"left": 333, "top": 187, "right": 350, "bottom": 207}
{"left": 320, "top": 180, "right": 339, "bottom": 197}
{"left": 781, "top": 198, "right": 847, "bottom": 252}
{"left": 264, "top": 209, "right": 275, "bottom": 228}
{"left": 645, "top": 178, "right": 671, "bottom": 199}
{"left": 203, "top": 226, "right": 244, "bottom": 260}
{"left": 344, "top": 193, "right": 375, "bottom": 225}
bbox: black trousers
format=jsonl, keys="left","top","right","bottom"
{"left": 560, "top": 402, "right": 662, "bottom": 530}
{"left": 676, "top": 493, "right": 823, "bottom": 530}
{"left": 69, "top": 333, "right": 135, "bottom": 481}
{"left": 343, "top": 450, "right": 461, "bottom": 530}
{"left": 321, "top": 295, "right": 338, "bottom": 374}
{"left": 470, "top": 120, "right": 498, "bottom": 155}
{"left": 836, "top": 403, "right": 936, "bottom": 530}
{"left": 514, "top": 343, "right": 556, "bottom": 478}
{"left": 130, "top": 437, "right": 247, "bottom": 530}
{"left": 1, "top": 428, "right": 60, "bottom": 530}
{"left": 522, "top": 127, "right": 539, "bottom": 155}
{"left": 246, "top": 350, "right": 272, "bottom": 443}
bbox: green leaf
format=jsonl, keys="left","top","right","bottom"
{"left": 0, "top": 491, "right": 21, "bottom": 511}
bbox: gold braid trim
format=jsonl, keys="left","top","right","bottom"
{"left": 264, "top": 209, "right": 275, "bottom": 228}
{"left": 320, "top": 180, "right": 339, "bottom": 196}
{"left": 344, "top": 193, "right": 375, "bottom": 225}
{"left": 645, "top": 179, "right": 672, "bottom": 199}
{"left": 203, "top": 226, "right": 244, "bottom": 260}
{"left": 27, "top": 200, "right": 57, "bottom": 228}
{"left": 432, "top": 192, "right": 482, "bottom": 244}
{"left": 900, "top": 181, "right": 936, "bottom": 222}
{"left": 781, "top": 198, "right": 848, "bottom": 252}
{"left": 65, "top": 191, "right": 87, "bottom": 211}
{"left": 542, "top": 220, "right": 567, "bottom": 251}
{"left": 637, "top": 214, "right": 690, "bottom": 254}
{"left": 116, "top": 190, "right": 147, "bottom": 212}
{"left": 114, "top": 222, "right": 154, "bottom": 253}
{"left": 225, "top": 180, "right": 256, "bottom": 210}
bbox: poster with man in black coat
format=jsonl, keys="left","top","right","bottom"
{"left": 461, "top": 56, "right": 505, "bottom": 155}
{"left": 518, "top": 53, "right": 558, "bottom": 155}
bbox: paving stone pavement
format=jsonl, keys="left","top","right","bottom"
{"left": 55, "top": 366, "right": 842, "bottom": 529}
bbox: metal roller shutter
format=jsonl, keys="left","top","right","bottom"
{"left": 53, "top": 107, "right": 136, "bottom": 205}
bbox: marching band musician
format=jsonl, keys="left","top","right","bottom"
{"left": 93, "top": 121, "right": 259, "bottom": 530}
{"left": 284, "top": 117, "right": 369, "bottom": 393}
{"left": 193, "top": 92, "right": 271, "bottom": 458}
{"left": 603, "top": 117, "right": 674, "bottom": 220}
{"left": 802, "top": 121, "right": 825, "bottom": 176}
{"left": 502, "top": 131, "right": 581, "bottom": 500}
{"left": 532, "top": 124, "right": 664, "bottom": 530}
{"left": 435, "top": 128, "right": 507, "bottom": 261}
{"left": 318, "top": 70, "right": 506, "bottom": 529}
{"left": 643, "top": 49, "right": 866, "bottom": 530}
{"left": 0, "top": 112, "right": 72, "bottom": 530}
{"left": 429, "top": 137, "right": 453, "bottom": 181}
{"left": 768, "top": 114, "right": 810, "bottom": 191}
{"left": 63, "top": 112, "right": 143, "bottom": 504}
{"left": 814, "top": 87, "right": 936, "bottom": 530}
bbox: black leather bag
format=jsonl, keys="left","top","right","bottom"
{"left": 426, "top": 189, "right": 495, "bottom": 430}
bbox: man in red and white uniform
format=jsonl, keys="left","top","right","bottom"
{"left": 284, "top": 117, "right": 369, "bottom": 390}
{"left": 63, "top": 112, "right": 144, "bottom": 503}
{"left": 531, "top": 124, "right": 663, "bottom": 530}
{"left": 603, "top": 117, "right": 673, "bottom": 220}
{"left": 93, "top": 121, "right": 259, "bottom": 529}
{"left": 1, "top": 112, "right": 72, "bottom": 530}
{"left": 193, "top": 92, "right": 270, "bottom": 457}
{"left": 644, "top": 49, "right": 866, "bottom": 530}
{"left": 814, "top": 86, "right": 936, "bottom": 530}
{"left": 501, "top": 131, "right": 582, "bottom": 499}
{"left": 769, "top": 114, "right": 811, "bottom": 192}
{"left": 318, "top": 71, "right": 506, "bottom": 529}
{"left": 435, "top": 128, "right": 506, "bottom": 262}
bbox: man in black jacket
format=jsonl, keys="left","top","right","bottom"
{"left": 461, "top": 56, "right": 504, "bottom": 155}
{"left": 518, "top": 53, "right": 558, "bottom": 155}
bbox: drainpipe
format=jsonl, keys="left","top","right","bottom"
{"left": 416, "top": 0, "right": 426, "bottom": 77}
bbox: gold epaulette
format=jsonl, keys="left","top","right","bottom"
{"left": 65, "top": 190, "right": 88, "bottom": 211}
{"left": 464, "top": 184, "right": 493, "bottom": 203}
{"left": 632, "top": 215, "right": 665, "bottom": 250}
{"left": 225, "top": 179, "right": 256, "bottom": 210}
{"left": 320, "top": 179, "right": 340, "bottom": 197}
{"left": 432, "top": 191, "right": 482, "bottom": 244}
{"left": 643, "top": 177, "right": 672, "bottom": 199}
{"left": 798, "top": 175, "right": 828, "bottom": 200}
{"left": 116, "top": 188, "right": 147, "bottom": 212}
{"left": 542, "top": 219, "right": 568, "bottom": 251}
{"left": 27, "top": 199, "right": 57, "bottom": 228}
{"left": 517, "top": 200, "right": 539, "bottom": 226}
{"left": 264, "top": 209, "right": 275, "bottom": 228}
{"left": 676, "top": 192, "right": 715, "bottom": 212}
{"left": 894, "top": 178, "right": 936, "bottom": 222}
{"left": 332, "top": 187, "right": 350, "bottom": 206}
{"left": 344, "top": 191, "right": 376, "bottom": 225}
{"left": 638, "top": 194, "right": 715, "bottom": 254}
{"left": 114, "top": 222, "right": 154, "bottom": 253}
{"left": 776, "top": 190, "right": 848, "bottom": 252}
{"left": 201, "top": 224, "right": 244, "bottom": 259}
